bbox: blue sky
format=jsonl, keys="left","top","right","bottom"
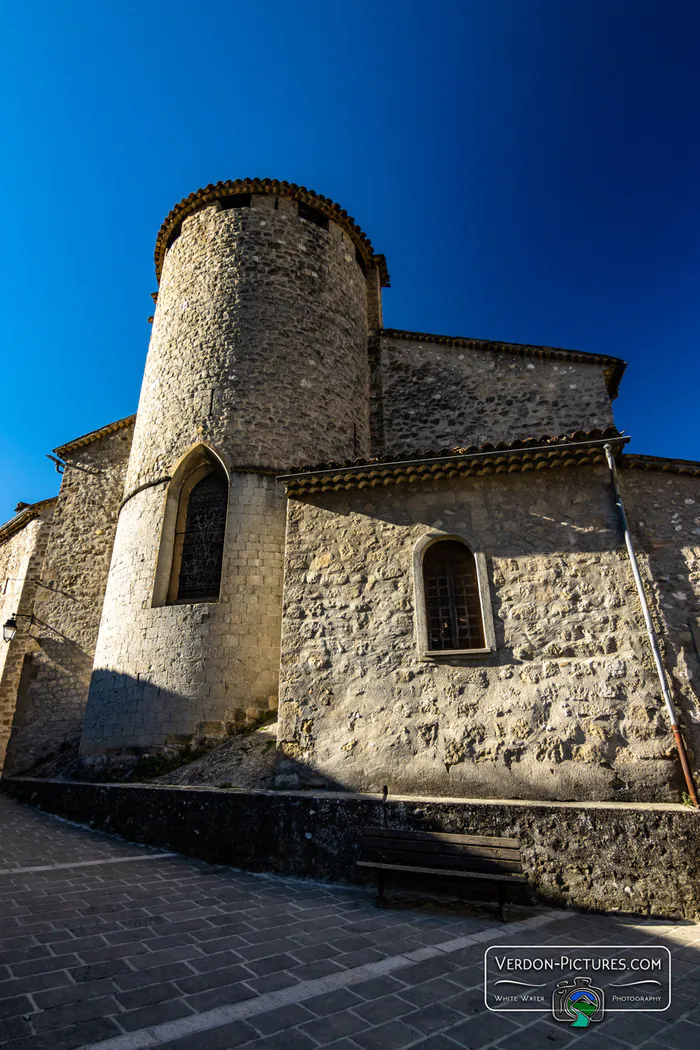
{"left": 2, "top": 0, "right": 698, "bottom": 523}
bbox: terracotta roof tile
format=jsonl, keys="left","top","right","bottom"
{"left": 280, "top": 427, "right": 627, "bottom": 498}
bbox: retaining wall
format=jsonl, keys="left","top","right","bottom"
{"left": 2, "top": 779, "right": 698, "bottom": 920}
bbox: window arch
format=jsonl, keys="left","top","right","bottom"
{"left": 414, "top": 535, "right": 495, "bottom": 656}
{"left": 152, "top": 446, "right": 229, "bottom": 607}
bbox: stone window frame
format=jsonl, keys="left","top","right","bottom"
{"left": 152, "top": 444, "right": 230, "bottom": 608}
{"left": 413, "top": 532, "right": 496, "bottom": 660}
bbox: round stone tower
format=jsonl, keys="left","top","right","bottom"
{"left": 80, "top": 179, "right": 387, "bottom": 764}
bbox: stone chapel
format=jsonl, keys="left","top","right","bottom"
{"left": 1, "top": 178, "right": 699, "bottom": 803}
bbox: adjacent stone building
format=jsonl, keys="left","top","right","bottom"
{"left": 1, "top": 177, "right": 699, "bottom": 804}
{"left": 0, "top": 498, "right": 56, "bottom": 770}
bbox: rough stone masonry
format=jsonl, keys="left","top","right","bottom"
{"left": 0, "top": 177, "right": 698, "bottom": 807}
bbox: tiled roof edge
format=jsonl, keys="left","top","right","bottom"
{"left": 281, "top": 428, "right": 627, "bottom": 497}
{"left": 622, "top": 453, "right": 700, "bottom": 478}
{"left": 53, "top": 415, "right": 136, "bottom": 457}
{"left": 0, "top": 497, "right": 57, "bottom": 546}
{"left": 283, "top": 427, "right": 624, "bottom": 476}
{"left": 155, "top": 179, "right": 389, "bottom": 287}
{"left": 380, "top": 329, "right": 627, "bottom": 399}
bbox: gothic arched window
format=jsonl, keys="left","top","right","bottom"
{"left": 152, "top": 446, "right": 230, "bottom": 609}
{"left": 422, "top": 540, "right": 485, "bottom": 652}
{"left": 159, "top": 456, "right": 228, "bottom": 605}
{"left": 174, "top": 470, "right": 228, "bottom": 602}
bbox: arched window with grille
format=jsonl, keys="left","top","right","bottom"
{"left": 173, "top": 468, "right": 228, "bottom": 602}
{"left": 152, "top": 446, "right": 229, "bottom": 607}
{"left": 415, "top": 537, "right": 493, "bottom": 655}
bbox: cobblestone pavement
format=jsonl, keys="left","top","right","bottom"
{"left": 0, "top": 792, "right": 698, "bottom": 1050}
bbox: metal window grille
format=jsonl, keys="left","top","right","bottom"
{"left": 423, "top": 541, "right": 485, "bottom": 651}
{"left": 177, "top": 471, "right": 227, "bottom": 601}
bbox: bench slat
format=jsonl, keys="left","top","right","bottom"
{"left": 361, "top": 828, "right": 520, "bottom": 849}
{"left": 357, "top": 860, "right": 527, "bottom": 884}
{"left": 360, "top": 839, "right": 521, "bottom": 863}
{"left": 359, "top": 849, "right": 522, "bottom": 875}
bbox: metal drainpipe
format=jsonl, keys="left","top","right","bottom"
{"left": 603, "top": 443, "right": 699, "bottom": 807}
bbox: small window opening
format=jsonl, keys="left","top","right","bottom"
{"left": 218, "top": 194, "right": 251, "bottom": 210}
{"left": 298, "top": 201, "right": 329, "bottom": 230}
{"left": 355, "top": 246, "right": 368, "bottom": 277}
{"left": 168, "top": 464, "right": 228, "bottom": 604}
{"left": 423, "top": 541, "right": 485, "bottom": 651}
{"left": 166, "top": 222, "right": 182, "bottom": 252}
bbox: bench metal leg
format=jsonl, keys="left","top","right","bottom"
{"left": 498, "top": 883, "right": 507, "bottom": 922}
{"left": 377, "top": 870, "right": 385, "bottom": 907}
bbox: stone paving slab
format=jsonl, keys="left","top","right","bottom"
{"left": 1, "top": 793, "right": 699, "bottom": 1049}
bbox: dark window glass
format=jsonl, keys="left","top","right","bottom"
{"left": 423, "top": 541, "right": 485, "bottom": 651}
{"left": 177, "top": 471, "right": 227, "bottom": 601}
{"left": 166, "top": 221, "right": 182, "bottom": 252}
{"left": 219, "top": 194, "right": 251, "bottom": 210}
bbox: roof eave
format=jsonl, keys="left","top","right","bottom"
{"left": 281, "top": 432, "right": 629, "bottom": 498}
{"left": 53, "top": 414, "right": 136, "bottom": 457}
{"left": 623, "top": 453, "right": 700, "bottom": 477}
{"left": 0, "top": 497, "right": 57, "bottom": 546}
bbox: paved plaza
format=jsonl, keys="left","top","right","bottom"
{"left": 0, "top": 792, "right": 699, "bottom": 1050}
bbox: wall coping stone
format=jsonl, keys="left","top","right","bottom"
{"left": 5, "top": 777, "right": 695, "bottom": 813}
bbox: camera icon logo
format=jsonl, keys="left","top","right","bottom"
{"left": 552, "top": 976, "right": 605, "bottom": 1027}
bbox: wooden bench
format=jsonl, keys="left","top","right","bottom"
{"left": 356, "top": 826, "right": 526, "bottom": 920}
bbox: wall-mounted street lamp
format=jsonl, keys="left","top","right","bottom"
{"left": 2, "top": 612, "right": 34, "bottom": 642}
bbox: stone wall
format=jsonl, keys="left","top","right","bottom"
{"left": 81, "top": 470, "right": 286, "bottom": 759}
{"left": 378, "top": 335, "right": 615, "bottom": 454}
{"left": 3, "top": 778, "right": 699, "bottom": 919}
{"left": 129, "top": 192, "right": 370, "bottom": 489}
{"left": 0, "top": 505, "right": 55, "bottom": 770}
{"left": 82, "top": 188, "right": 374, "bottom": 762}
{"left": 277, "top": 464, "right": 687, "bottom": 803}
{"left": 3, "top": 427, "right": 132, "bottom": 775}
{"left": 621, "top": 466, "right": 700, "bottom": 779}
